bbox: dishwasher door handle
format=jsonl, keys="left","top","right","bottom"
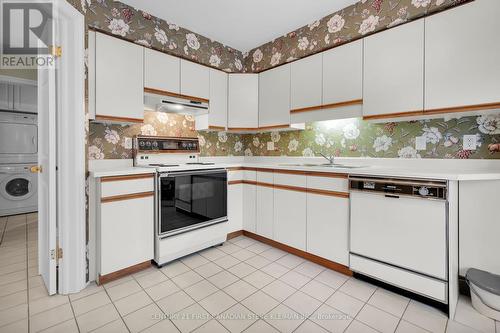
{"left": 385, "top": 194, "right": 400, "bottom": 199}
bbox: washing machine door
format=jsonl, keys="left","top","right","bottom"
{"left": 0, "top": 167, "right": 37, "bottom": 201}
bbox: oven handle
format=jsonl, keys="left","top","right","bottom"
{"left": 159, "top": 168, "right": 227, "bottom": 178}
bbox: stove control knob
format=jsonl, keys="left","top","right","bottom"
{"left": 139, "top": 141, "right": 145, "bottom": 147}
{"left": 146, "top": 141, "right": 151, "bottom": 146}
{"left": 152, "top": 141, "right": 158, "bottom": 148}
{"left": 418, "top": 186, "right": 429, "bottom": 196}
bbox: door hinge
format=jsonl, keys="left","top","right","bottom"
{"left": 50, "top": 45, "right": 62, "bottom": 58}
{"left": 50, "top": 247, "right": 63, "bottom": 260}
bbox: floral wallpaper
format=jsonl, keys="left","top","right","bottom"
{"left": 243, "top": 0, "right": 468, "bottom": 72}
{"left": 72, "top": 0, "right": 244, "bottom": 72}
{"left": 89, "top": 113, "right": 500, "bottom": 160}
{"left": 88, "top": 111, "right": 245, "bottom": 159}
{"left": 239, "top": 115, "right": 500, "bottom": 159}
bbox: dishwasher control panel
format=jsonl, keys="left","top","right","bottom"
{"left": 350, "top": 177, "right": 447, "bottom": 200}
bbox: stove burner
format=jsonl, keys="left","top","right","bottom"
{"left": 149, "top": 164, "right": 180, "bottom": 167}
{"left": 185, "top": 162, "right": 215, "bottom": 165}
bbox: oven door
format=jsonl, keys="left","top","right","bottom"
{"left": 158, "top": 169, "right": 227, "bottom": 237}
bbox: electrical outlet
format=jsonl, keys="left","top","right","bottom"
{"left": 124, "top": 137, "right": 132, "bottom": 149}
{"left": 267, "top": 142, "right": 275, "bottom": 151}
{"left": 415, "top": 136, "right": 427, "bottom": 151}
{"left": 463, "top": 135, "right": 477, "bottom": 150}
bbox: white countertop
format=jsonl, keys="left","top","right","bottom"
{"left": 237, "top": 162, "right": 500, "bottom": 181}
{"left": 88, "top": 158, "right": 500, "bottom": 181}
{"left": 89, "top": 167, "right": 155, "bottom": 178}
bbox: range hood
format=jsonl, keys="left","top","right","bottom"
{"left": 144, "top": 92, "right": 209, "bottom": 115}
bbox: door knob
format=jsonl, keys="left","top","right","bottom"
{"left": 30, "top": 165, "right": 42, "bottom": 173}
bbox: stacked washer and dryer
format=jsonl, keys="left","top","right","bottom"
{"left": 0, "top": 77, "right": 38, "bottom": 217}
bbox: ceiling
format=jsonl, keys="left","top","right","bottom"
{"left": 120, "top": 0, "right": 358, "bottom": 52}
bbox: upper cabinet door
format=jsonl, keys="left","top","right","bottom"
{"left": 144, "top": 48, "right": 180, "bottom": 94}
{"left": 228, "top": 74, "right": 259, "bottom": 129}
{"left": 425, "top": 0, "right": 500, "bottom": 111}
{"left": 180, "top": 59, "right": 209, "bottom": 100}
{"left": 290, "top": 53, "right": 322, "bottom": 111}
{"left": 363, "top": 19, "right": 424, "bottom": 118}
{"left": 208, "top": 68, "right": 228, "bottom": 129}
{"left": 95, "top": 32, "right": 144, "bottom": 121}
{"left": 259, "top": 64, "right": 290, "bottom": 128}
{"left": 323, "top": 40, "right": 362, "bottom": 106}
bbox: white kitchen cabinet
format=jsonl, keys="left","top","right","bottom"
{"left": 97, "top": 174, "right": 155, "bottom": 277}
{"left": 255, "top": 171, "right": 273, "bottom": 239}
{"left": 94, "top": 31, "right": 144, "bottom": 122}
{"left": 144, "top": 48, "right": 180, "bottom": 94}
{"left": 208, "top": 69, "right": 228, "bottom": 129}
{"left": 323, "top": 40, "right": 362, "bottom": 106}
{"left": 274, "top": 189, "right": 306, "bottom": 251}
{"left": 13, "top": 83, "right": 37, "bottom": 113}
{"left": 100, "top": 195, "right": 154, "bottom": 275}
{"left": 307, "top": 193, "right": 349, "bottom": 265}
{"left": 290, "top": 53, "right": 322, "bottom": 111}
{"left": 0, "top": 81, "right": 13, "bottom": 110}
{"left": 363, "top": 19, "right": 424, "bottom": 119}
{"left": 425, "top": 0, "right": 500, "bottom": 111}
{"left": 259, "top": 64, "right": 290, "bottom": 128}
{"left": 242, "top": 184, "right": 256, "bottom": 232}
{"left": 227, "top": 183, "right": 243, "bottom": 234}
{"left": 180, "top": 59, "right": 209, "bottom": 100}
{"left": 228, "top": 74, "right": 259, "bottom": 130}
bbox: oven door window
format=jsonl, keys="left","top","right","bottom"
{"left": 159, "top": 172, "right": 227, "bottom": 235}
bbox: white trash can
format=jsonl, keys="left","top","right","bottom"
{"left": 466, "top": 268, "right": 500, "bottom": 321}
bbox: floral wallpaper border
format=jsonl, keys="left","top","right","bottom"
{"left": 243, "top": 0, "right": 469, "bottom": 72}
{"left": 71, "top": 0, "right": 244, "bottom": 72}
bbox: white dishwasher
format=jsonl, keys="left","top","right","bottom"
{"left": 349, "top": 176, "right": 449, "bottom": 303}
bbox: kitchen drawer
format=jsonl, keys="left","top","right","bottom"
{"left": 273, "top": 172, "right": 306, "bottom": 188}
{"left": 350, "top": 254, "right": 448, "bottom": 303}
{"left": 256, "top": 171, "right": 273, "bottom": 184}
{"left": 307, "top": 175, "right": 348, "bottom": 193}
{"left": 227, "top": 170, "right": 243, "bottom": 182}
{"left": 243, "top": 170, "right": 256, "bottom": 181}
{"left": 101, "top": 174, "right": 154, "bottom": 198}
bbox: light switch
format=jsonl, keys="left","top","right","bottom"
{"left": 415, "top": 136, "right": 426, "bottom": 151}
{"left": 267, "top": 142, "right": 274, "bottom": 151}
{"left": 463, "top": 135, "right": 477, "bottom": 150}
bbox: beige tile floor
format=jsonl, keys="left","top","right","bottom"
{"left": 1, "top": 214, "right": 499, "bottom": 333}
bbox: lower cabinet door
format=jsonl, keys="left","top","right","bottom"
{"left": 274, "top": 189, "right": 307, "bottom": 251}
{"left": 256, "top": 185, "right": 273, "bottom": 239}
{"left": 227, "top": 183, "right": 243, "bottom": 233}
{"left": 307, "top": 193, "right": 349, "bottom": 265}
{"left": 242, "top": 184, "right": 256, "bottom": 232}
{"left": 100, "top": 196, "right": 154, "bottom": 275}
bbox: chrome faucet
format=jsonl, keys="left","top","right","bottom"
{"left": 317, "top": 152, "right": 335, "bottom": 165}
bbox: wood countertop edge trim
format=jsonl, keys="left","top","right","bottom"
{"left": 229, "top": 180, "right": 349, "bottom": 197}
{"left": 234, "top": 167, "right": 348, "bottom": 178}
{"left": 101, "top": 174, "right": 154, "bottom": 182}
{"left": 243, "top": 231, "right": 352, "bottom": 277}
{"left": 101, "top": 191, "right": 155, "bottom": 203}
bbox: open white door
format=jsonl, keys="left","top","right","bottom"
{"left": 37, "top": 1, "right": 86, "bottom": 295}
{"left": 37, "top": 51, "right": 57, "bottom": 294}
